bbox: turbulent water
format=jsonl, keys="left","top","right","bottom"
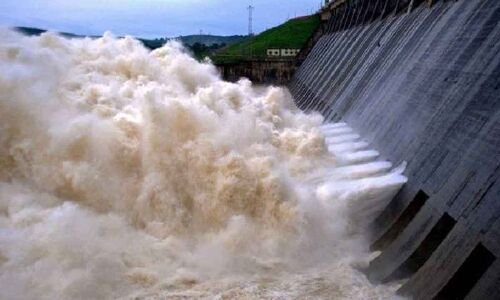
{"left": 0, "top": 29, "right": 407, "bottom": 299}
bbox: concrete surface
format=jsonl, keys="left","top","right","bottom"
{"left": 289, "top": 0, "right": 500, "bottom": 299}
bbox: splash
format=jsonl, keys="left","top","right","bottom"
{"left": 0, "top": 29, "right": 407, "bottom": 299}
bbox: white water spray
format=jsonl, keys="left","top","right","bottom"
{"left": 0, "top": 29, "right": 406, "bottom": 299}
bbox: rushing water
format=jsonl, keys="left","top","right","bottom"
{"left": 0, "top": 29, "right": 407, "bottom": 299}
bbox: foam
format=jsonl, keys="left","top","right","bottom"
{"left": 0, "top": 29, "right": 406, "bottom": 299}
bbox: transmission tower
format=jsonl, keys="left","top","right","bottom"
{"left": 247, "top": 5, "right": 254, "bottom": 36}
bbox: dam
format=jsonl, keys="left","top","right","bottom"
{"left": 0, "top": 0, "right": 498, "bottom": 299}
{"left": 289, "top": 0, "right": 500, "bottom": 299}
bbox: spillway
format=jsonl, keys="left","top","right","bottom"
{"left": 289, "top": 0, "right": 500, "bottom": 299}
{"left": 0, "top": 29, "right": 409, "bottom": 299}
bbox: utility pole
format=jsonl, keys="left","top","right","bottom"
{"left": 248, "top": 5, "right": 254, "bottom": 36}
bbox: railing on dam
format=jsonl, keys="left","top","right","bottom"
{"left": 321, "top": 0, "right": 437, "bottom": 33}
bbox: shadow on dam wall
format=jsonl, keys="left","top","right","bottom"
{"left": 289, "top": 0, "right": 500, "bottom": 299}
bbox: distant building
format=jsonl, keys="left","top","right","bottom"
{"left": 267, "top": 49, "right": 281, "bottom": 56}
{"left": 266, "top": 48, "right": 301, "bottom": 57}
{"left": 281, "top": 49, "right": 301, "bottom": 56}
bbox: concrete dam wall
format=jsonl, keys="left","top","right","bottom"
{"left": 289, "top": 0, "right": 500, "bottom": 299}
{"left": 217, "top": 59, "right": 297, "bottom": 85}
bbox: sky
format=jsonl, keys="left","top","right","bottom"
{"left": 0, "top": 0, "right": 324, "bottom": 38}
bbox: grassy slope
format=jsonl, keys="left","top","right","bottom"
{"left": 212, "top": 15, "right": 320, "bottom": 63}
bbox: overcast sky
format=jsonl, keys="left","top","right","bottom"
{"left": 0, "top": 0, "right": 324, "bottom": 38}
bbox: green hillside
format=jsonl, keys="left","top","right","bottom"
{"left": 141, "top": 35, "right": 247, "bottom": 50}
{"left": 212, "top": 15, "right": 320, "bottom": 64}
{"left": 15, "top": 26, "right": 86, "bottom": 38}
{"left": 177, "top": 35, "right": 247, "bottom": 46}
{"left": 14, "top": 26, "right": 247, "bottom": 60}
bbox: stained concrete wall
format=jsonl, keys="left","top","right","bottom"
{"left": 217, "top": 59, "right": 297, "bottom": 85}
{"left": 289, "top": 0, "right": 500, "bottom": 299}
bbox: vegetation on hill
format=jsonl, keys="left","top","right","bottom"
{"left": 14, "top": 27, "right": 246, "bottom": 60}
{"left": 139, "top": 35, "right": 246, "bottom": 51}
{"left": 212, "top": 15, "right": 321, "bottom": 64}
{"left": 15, "top": 26, "right": 84, "bottom": 38}
{"left": 177, "top": 35, "right": 246, "bottom": 46}
{"left": 15, "top": 27, "right": 47, "bottom": 36}
{"left": 139, "top": 35, "right": 248, "bottom": 59}
{"left": 186, "top": 43, "right": 228, "bottom": 60}
{"left": 14, "top": 18, "right": 321, "bottom": 64}
{"left": 139, "top": 38, "right": 168, "bottom": 50}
